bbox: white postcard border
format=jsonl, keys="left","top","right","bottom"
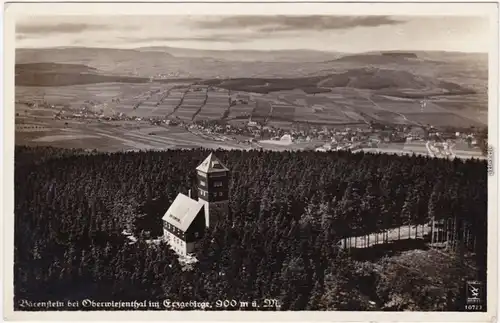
{"left": 2, "top": 1, "right": 499, "bottom": 322}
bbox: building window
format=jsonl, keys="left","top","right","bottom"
{"left": 214, "top": 181, "right": 223, "bottom": 187}
{"left": 219, "top": 192, "right": 223, "bottom": 197}
{"left": 195, "top": 232, "right": 199, "bottom": 238}
{"left": 200, "top": 180, "right": 206, "bottom": 186}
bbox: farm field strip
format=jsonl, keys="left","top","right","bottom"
{"left": 172, "top": 110, "right": 196, "bottom": 121}
{"left": 179, "top": 104, "right": 202, "bottom": 109}
{"left": 132, "top": 89, "right": 164, "bottom": 110}
{"left": 139, "top": 102, "right": 159, "bottom": 108}
{"left": 189, "top": 89, "right": 212, "bottom": 120}
{"left": 252, "top": 100, "right": 272, "bottom": 120}
{"left": 403, "top": 112, "right": 480, "bottom": 127}
{"left": 183, "top": 95, "right": 206, "bottom": 100}
{"left": 89, "top": 129, "right": 160, "bottom": 150}
{"left": 149, "top": 105, "right": 177, "bottom": 116}
{"left": 266, "top": 120, "right": 294, "bottom": 130}
{"left": 207, "top": 94, "right": 229, "bottom": 100}
{"left": 206, "top": 104, "right": 228, "bottom": 116}
{"left": 204, "top": 103, "right": 226, "bottom": 108}
{"left": 109, "top": 127, "right": 244, "bottom": 150}
{"left": 166, "top": 92, "right": 185, "bottom": 97}
{"left": 183, "top": 94, "right": 206, "bottom": 100}
{"left": 95, "top": 128, "right": 179, "bottom": 146}
{"left": 162, "top": 99, "right": 182, "bottom": 106}
{"left": 165, "top": 88, "right": 191, "bottom": 118}
{"left": 206, "top": 97, "right": 228, "bottom": 103}
{"left": 270, "top": 105, "right": 296, "bottom": 121}
{"left": 194, "top": 113, "right": 222, "bottom": 121}
{"left": 358, "top": 93, "right": 420, "bottom": 126}
{"left": 182, "top": 100, "right": 204, "bottom": 105}
{"left": 227, "top": 103, "right": 255, "bottom": 120}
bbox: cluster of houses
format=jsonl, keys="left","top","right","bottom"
{"left": 41, "top": 94, "right": 484, "bottom": 152}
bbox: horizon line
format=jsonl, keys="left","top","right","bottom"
{"left": 15, "top": 45, "right": 489, "bottom": 55}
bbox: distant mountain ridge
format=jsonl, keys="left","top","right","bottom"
{"left": 15, "top": 62, "right": 200, "bottom": 86}
{"left": 135, "top": 46, "right": 344, "bottom": 62}
{"left": 15, "top": 62, "right": 476, "bottom": 100}
{"left": 15, "top": 47, "right": 487, "bottom": 95}
{"left": 17, "top": 46, "right": 486, "bottom": 63}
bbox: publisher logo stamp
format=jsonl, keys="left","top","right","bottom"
{"left": 465, "top": 281, "right": 484, "bottom": 311}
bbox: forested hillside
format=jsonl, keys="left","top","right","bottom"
{"left": 14, "top": 146, "right": 487, "bottom": 311}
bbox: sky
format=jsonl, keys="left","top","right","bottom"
{"left": 15, "top": 15, "right": 490, "bottom": 53}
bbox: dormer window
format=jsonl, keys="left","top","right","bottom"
{"left": 212, "top": 161, "right": 223, "bottom": 169}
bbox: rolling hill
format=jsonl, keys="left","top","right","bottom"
{"left": 198, "top": 68, "right": 476, "bottom": 96}
{"left": 16, "top": 47, "right": 487, "bottom": 81}
{"left": 15, "top": 60, "right": 477, "bottom": 100}
{"left": 15, "top": 62, "right": 201, "bottom": 86}
{"left": 136, "top": 46, "right": 344, "bottom": 62}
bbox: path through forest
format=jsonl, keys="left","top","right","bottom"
{"left": 340, "top": 223, "right": 431, "bottom": 249}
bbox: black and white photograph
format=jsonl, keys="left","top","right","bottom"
{"left": 2, "top": 2, "right": 498, "bottom": 321}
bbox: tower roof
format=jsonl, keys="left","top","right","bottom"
{"left": 162, "top": 193, "right": 205, "bottom": 232}
{"left": 196, "top": 153, "right": 229, "bottom": 173}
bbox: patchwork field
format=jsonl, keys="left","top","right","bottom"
{"left": 15, "top": 120, "right": 249, "bottom": 151}
{"left": 15, "top": 70, "right": 487, "bottom": 131}
{"left": 266, "top": 120, "right": 294, "bottom": 129}
{"left": 227, "top": 103, "right": 255, "bottom": 120}
{"left": 403, "top": 113, "right": 481, "bottom": 127}
{"left": 252, "top": 100, "right": 272, "bottom": 121}
{"left": 194, "top": 91, "right": 229, "bottom": 120}
{"left": 269, "top": 103, "right": 296, "bottom": 121}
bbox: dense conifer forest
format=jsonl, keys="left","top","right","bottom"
{"left": 14, "top": 146, "right": 487, "bottom": 311}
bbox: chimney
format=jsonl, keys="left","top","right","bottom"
{"left": 188, "top": 189, "right": 191, "bottom": 198}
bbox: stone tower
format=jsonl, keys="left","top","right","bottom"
{"left": 196, "top": 153, "right": 229, "bottom": 228}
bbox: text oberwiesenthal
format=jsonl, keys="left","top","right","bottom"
{"left": 18, "top": 299, "right": 281, "bottom": 310}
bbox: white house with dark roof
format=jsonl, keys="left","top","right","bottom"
{"left": 162, "top": 193, "right": 206, "bottom": 255}
{"left": 162, "top": 153, "right": 230, "bottom": 255}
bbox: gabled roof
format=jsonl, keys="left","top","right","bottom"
{"left": 162, "top": 193, "right": 205, "bottom": 232}
{"left": 196, "top": 153, "right": 229, "bottom": 173}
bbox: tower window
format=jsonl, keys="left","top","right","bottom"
{"left": 212, "top": 161, "right": 223, "bottom": 169}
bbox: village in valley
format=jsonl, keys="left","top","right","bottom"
{"left": 16, "top": 83, "right": 487, "bottom": 159}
